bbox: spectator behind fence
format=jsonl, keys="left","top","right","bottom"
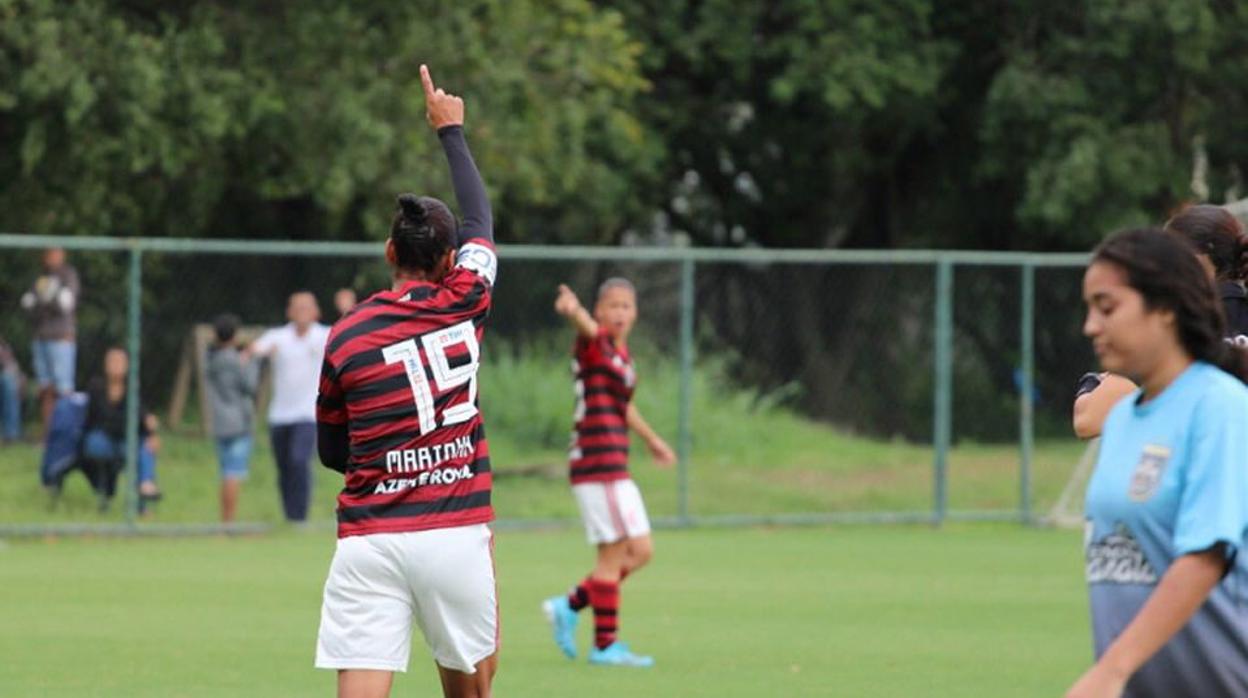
{"left": 20, "top": 247, "right": 80, "bottom": 436}
{"left": 251, "top": 292, "right": 330, "bottom": 523}
{"left": 82, "top": 347, "right": 162, "bottom": 511}
{"left": 333, "top": 287, "right": 357, "bottom": 320}
{"left": 207, "top": 314, "right": 260, "bottom": 523}
{"left": 0, "top": 337, "right": 23, "bottom": 443}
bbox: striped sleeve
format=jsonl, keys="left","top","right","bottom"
{"left": 316, "top": 357, "right": 348, "bottom": 426}
{"left": 576, "top": 328, "right": 612, "bottom": 367}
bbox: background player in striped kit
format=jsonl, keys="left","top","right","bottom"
{"left": 314, "top": 65, "right": 500, "bottom": 698}
{"left": 542, "top": 278, "right": 676, "bottom": 667}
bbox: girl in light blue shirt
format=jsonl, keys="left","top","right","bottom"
{"left": 1068, "top": 228, "right": 1248, "bottom": 698}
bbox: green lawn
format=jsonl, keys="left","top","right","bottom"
{"left": 0, "top": 524, "right": 1092, "bottom": 697}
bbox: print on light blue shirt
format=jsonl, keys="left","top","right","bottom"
{"left": 1084, "top": 361, "right": 1248, "bottom": 697}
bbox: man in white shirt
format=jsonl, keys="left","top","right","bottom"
{"left": 251, "top": 291, "right": 331, "bottom": 522}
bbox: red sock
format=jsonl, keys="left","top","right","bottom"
{"left": 588, "top": 577, "right": 620, "bottom": 650}
{"left": 567, "top": 576, "right": 591, "bottom": 612}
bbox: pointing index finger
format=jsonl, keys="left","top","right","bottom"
{"left": 420, "top": 64, "right": 436, "bottom": 100}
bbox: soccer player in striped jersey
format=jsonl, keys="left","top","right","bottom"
{"left": 542, "top": 279, "right": 676, "bottom": 668}
{"left": 313, "top": 65, "right": 500, "bottom": 698}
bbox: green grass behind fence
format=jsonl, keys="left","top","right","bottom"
{"left": 0, "top": 342, "right": 1089, "bottom": 525}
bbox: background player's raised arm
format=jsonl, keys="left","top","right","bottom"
{"left": 555, "top": 284, "right": 598, "bottom": 339}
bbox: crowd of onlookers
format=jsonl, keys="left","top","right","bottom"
{"left": 3, "top": 246, "right": 360, "bottom": 524}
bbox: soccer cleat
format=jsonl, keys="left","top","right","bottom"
{"left": 541, "top": 596, "right": 579, "bottom": 659}
{"left": 588, "top": 641, "right": 654, "bottom": 668}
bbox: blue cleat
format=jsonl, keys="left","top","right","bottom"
{"left": 588, "top": 641, "right": 654, "bottom": 668}
{"left": 541, "top": 596, "right": 579, "bottom": 659}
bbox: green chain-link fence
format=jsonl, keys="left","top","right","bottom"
{"left": 0, "top": 234, "right": 1092, "bottom": 535}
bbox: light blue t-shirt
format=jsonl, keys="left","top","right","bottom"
{"left": 1085, "top": 361, "right": 1248, "bottom": 697}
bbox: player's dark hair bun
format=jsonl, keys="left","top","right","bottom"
{"left": 1164, "top": 204, "right": 1246, "bottom": 281}
{"left": 390, "top": 194, "right": 456, "bottom": 273}
{"left": 398, "top": 194, "right": 428, "bottom": 227}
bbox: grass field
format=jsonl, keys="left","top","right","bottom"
{"left": 0, "top": 524, "right": 1091, "bottom": 697}
{"left": 0, "top": 346, "right": 1096, "bottom": 693}
{"left": 0, "top": 433, "right": 1090, "bottom": 526}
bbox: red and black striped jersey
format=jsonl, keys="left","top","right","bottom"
{"left": 568, "top": 327, "right": 635, "bottom": 485}
{"left": 317, "top": 242, "right": 497, "bottom": 538}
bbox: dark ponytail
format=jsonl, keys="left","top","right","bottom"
{"left": 390, "top": 193, "right": 457, "bottom": 272}
{"left": 1093, "top": 228, "right": 1248, "bottom": 384}
{"left": 1163, "top": 204, "right": 1247, "bottom": 281}
{"left": 398, "top": 194, "right": 425, "bottom": 225}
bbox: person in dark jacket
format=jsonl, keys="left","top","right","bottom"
{"left": 82, "top": 347, "right": 160, "bottom": 509}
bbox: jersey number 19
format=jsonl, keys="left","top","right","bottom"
{"left": 382, "top": 320, "right": 481, "bottom": 436}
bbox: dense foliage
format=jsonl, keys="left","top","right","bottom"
{"left": 5, "top": 0, "right": 1245, "bottom": 248}
{"left": 3, "top": 1, "right": 1245, "bottom": 440}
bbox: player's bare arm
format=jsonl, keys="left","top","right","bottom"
{"left": 626, "top": 403, "right": 675, "bottom": 467}
{"left": 555, "top": 284, "right": 599, "bottom": 339}
{"left": 1072, "top": 373, "right": 1136, "bottom": 439}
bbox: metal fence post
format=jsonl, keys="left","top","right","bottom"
{"left": 1019, "top": 262, "right": 1036, "bottom": 524}
{"left": 123, "top": 243, "right": 143, "bottom": 526}
{"left": 932, "top": 259, "right": 954, "bottom": 526}
{"left": 677, "top": 257, "right": 696, "bottom": 526}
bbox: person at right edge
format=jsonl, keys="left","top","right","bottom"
{"left": 1065, "top": 228, "right": 1248, "bottom": 697}
{"left": 1072, "top": 204, "right": 1248, "bottom": 438}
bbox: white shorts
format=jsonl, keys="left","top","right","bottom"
{"left": 315, "top": 524, "right": 498, "bottom": 674}
{"left": 572, "top": 479, "right": 651, "bottom": 545}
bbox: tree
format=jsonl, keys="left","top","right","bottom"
{"left": 0, "top": 0, "right": 653, "bottom": 242}
{"left": 605, "top": 0, "right": 1248, "bottom": 440}
{"left": 977, "top": 0, "right": 1248, "bottom": 249}
{"left": 0, "top": 0, "right": 654, "bottom": 397}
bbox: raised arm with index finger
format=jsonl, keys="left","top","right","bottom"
{"left": 421, "top": 64, "right": 494, "bottom": 256}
